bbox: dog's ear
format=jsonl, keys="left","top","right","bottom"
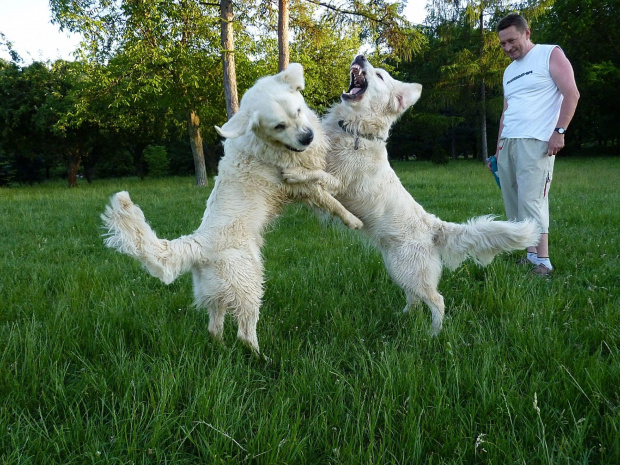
{"left": 215, "top": 110, "right": 260, "bottom": 139}
{"left": 395, "top": 83, "right": 423, "bottom": 112}
{"left": 277, "top": 63, "right": 305, "bottom": 92}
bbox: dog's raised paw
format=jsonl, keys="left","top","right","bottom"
{"left": 346, "top": 215, "right": 364, "bottom": 230}
{"left": 281, "top": 169, "right": 306, "bottom": 184}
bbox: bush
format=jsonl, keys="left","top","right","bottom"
{"left": 143, "top": 145, "right": 169, "bottom": 178}
{"left": 95, "top": 149, "right": 136, "bottom": 178}
{"left": 431, "top": 144, "right": 449, "bottom": 165}
{"left": 0, "top": 152, "right": 16, "bottom": 186}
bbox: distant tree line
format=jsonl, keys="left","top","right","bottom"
{"left": 0, "top": 0, "right": 617, "bottom": 187}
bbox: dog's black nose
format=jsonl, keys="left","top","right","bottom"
{"left": 353, "top": 55, "right": 367, "bottom": 66}
{"left": 298, "top": 129, "right": 314, "bottom": 146}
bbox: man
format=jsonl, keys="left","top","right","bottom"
{"left": 493, "top": 13, "right": 580, "bottom": 276}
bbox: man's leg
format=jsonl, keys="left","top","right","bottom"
{"left": 497, "top": 139, "right": 519, "bottom": 221}
{"left": 515, "top": 139, "right": 554, "bottom": 273}
{"left": 536, "top": 233, "right": 549, "bottom": 258}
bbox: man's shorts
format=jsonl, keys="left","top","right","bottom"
{"left": 497, "top": 138, "right": 555, "bottom": 233}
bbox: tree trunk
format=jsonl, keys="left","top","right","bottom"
{"left": 188, "top": 110, "right": 208, "bottom": 187}
{"left": 66, "top": 150, "right": 81, "bottom": 188}
{"left": 220, "top": 0, "right": 239, "bottom": 119}
{"left": 278, "top": 0, "right": 289, "bottom": 71}
{"left": 451, "top": 126, "right": 457, "bottom": 159}
{"left": 480, "top": 78, "right": 488, "bottom": 163}
{"left": 479, "top": 8, "right": 488, "bottom": 163}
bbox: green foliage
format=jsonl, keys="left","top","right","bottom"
{"left": 431, "top": 143, "right": 450, "bottom": 164}
{"left": 143, "top": 145, "right": 169, "bottom": 178}
{"left": 95, "top": 149, "right": 136, "bottom": 178}
{"left": 166, "top": 140, "right": 196, "bottom": 177}
{"left": 0, "top": 59, "right": 103, "bottom": 186}
{"left": 0, "top": 158, "right": 618, "bottom": 463}
{"left": 0, "top": 152, "right": 17, "bottom": 185}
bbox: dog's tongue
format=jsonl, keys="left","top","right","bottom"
{"left": 351, "top": 87, "right": 362, "bottom": 95}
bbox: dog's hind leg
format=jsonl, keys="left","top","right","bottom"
{"left": 193, "top": 250, "right": 265, "bottom": 355}
{"left": 417, "top": 287, "right": 445, "bottom": 336}
{"left": 236, "top": 307, "right": 261, "bottom": 355}
{"left": 401, "top": 282, "right": 445, "bottom": 335}
{"left": 208, "top": 305, "right": 227, "bottom": 343}
{"left": 402, "top": 294, "right": 422, "bottom": 314}
{"left": 192, "top": 266, "right": 227, "bottom": 343}
{"left": 385, "top": 246, "right": 446, "bottom": 335}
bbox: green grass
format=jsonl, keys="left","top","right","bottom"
{"left": 0, "top": 157, "right": 618, "bottom": 464}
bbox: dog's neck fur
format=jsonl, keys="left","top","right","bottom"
{"left": 326, "top": 104, "right": 396, "bottom": 148}
{"left": 337, "top": 120, "right": 386, "bottom": 149}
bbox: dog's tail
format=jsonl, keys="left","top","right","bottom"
{"left": 435, "top": 215, "right": 541, "bottom": 270}
{"left": 101, "top": 191, "right": 203, "bottom": 284}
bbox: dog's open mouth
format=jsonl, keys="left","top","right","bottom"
{"left": 342, "top": 63, "right": 367, "bottom": 101}
{"left": 284, "top": 144, "right": 304, "bottom": 152}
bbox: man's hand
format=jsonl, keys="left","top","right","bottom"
{"left": 547, "top": 132, "right": 565, "bottom": 156}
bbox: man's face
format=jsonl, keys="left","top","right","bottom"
{"left": 498, "top": 25, "right": 531, "bottom": 60}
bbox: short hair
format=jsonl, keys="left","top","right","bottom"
{"left": 497, "top": 13, "right": 529, "bottom": 33}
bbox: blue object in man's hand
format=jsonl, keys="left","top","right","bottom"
{"left": 489, "top": 155, "right": 501, "bottom": 189}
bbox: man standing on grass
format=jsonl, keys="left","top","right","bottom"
{"left": 492, "top": 13, "right": 580, "bottom": 276}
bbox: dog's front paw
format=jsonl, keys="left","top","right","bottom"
{"left": 281, "top": 169, "right": 307, "bottom": 184}
{"left": 344, "top": 214, "right": 363, "bottom": 230}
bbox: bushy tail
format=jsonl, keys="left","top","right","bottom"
{"left": 101, "top": 191, "right": 203, "bottom": 284}
{"left": 436, "top": 215, "right": 541, "bottom": 270}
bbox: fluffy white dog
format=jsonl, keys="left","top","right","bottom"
{"left": 284, "top": 55, "right": 540, "bottom": 334}
{"left": 101, "top": 64, "right": 362, "bottom": 355}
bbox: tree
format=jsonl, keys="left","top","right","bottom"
{"left": 50, "top": 0, "right": 226, "bottom": 187}
{"left": 427, "top": 1, "right": 508, "bottom": 162}
{"left": 39, "top": 60, "right": 104, "bottom": 187}
{"left": 0, "top": 59, "right": 101, "bottom": 187}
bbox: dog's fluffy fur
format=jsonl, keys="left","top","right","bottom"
{"left": 285, "top": 56, "right": 540, "bottom": 334}
{"left": 101, "top": 64, "right": 361, "bottom": 355}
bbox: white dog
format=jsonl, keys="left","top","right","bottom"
{"left": 284, "top": 55, "right": 540, "bottom": 334}
{"left": 101, "top": 64, "right": 362, "bottom": 355}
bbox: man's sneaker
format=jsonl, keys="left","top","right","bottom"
{"left": 532, "top": 263, "right": 553, "bottom": 276}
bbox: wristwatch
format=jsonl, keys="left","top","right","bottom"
{"left": 554, "top": 127, "right": 566, "bottom": 134}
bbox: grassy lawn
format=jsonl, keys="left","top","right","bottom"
{"left": 0, "top": 156, "right": 618, "bottom": 464}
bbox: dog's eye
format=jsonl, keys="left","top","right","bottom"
{"left": 274, "top": 123, "right": 286, "bottom": 131}
{"left": 376, "top": 73, "right": 384, "bottom": 81}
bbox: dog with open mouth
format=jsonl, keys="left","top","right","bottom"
{"left": 285, "top": 55, "right": 540, "bottom": 334}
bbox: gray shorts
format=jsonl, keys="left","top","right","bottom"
{"left": 497, "top": 138, "right": 555, "bottom": 233}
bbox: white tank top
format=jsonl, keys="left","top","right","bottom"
{"left": 501, "top": 44, "right": 563, "bottom": 142}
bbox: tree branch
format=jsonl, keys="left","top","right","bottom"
{"left": 303, "top": 0, "right": 395, "bottom": 27}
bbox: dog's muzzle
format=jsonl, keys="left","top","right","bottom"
{"left": 285, "top": 129, "right": 314, "bottom": 152}
{"left": 298, "top": 129, "right": 314, "bottom": 147}
{"left": 342, "top": 55, "right": 368, "bottom": 102}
